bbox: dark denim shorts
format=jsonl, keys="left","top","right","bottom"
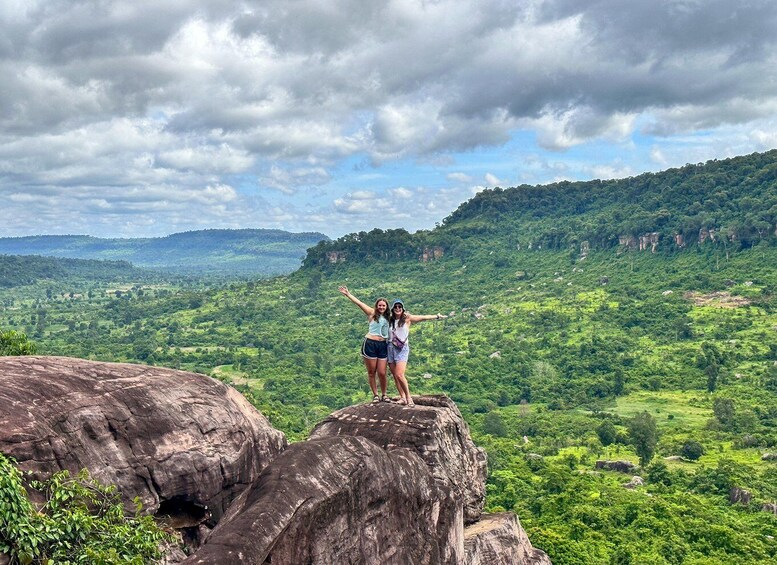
{"left": 361, "top": 338, "right": 388, "bottom": 360}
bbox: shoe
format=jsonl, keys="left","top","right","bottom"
{"left": 381, "top": 395, "right": 391, "bottom": 402}
{"left": 372, "top": 395, "right": 380, "bottom": 403}
{"left": 398, "top": 398, "right": 408, "bottom": 405}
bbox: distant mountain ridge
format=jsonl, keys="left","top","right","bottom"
{"left": 0, "top": 229, "right": 329, "bottom": 276}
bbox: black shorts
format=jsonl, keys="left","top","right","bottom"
{"left": 361, "top": 338, "right": 388, "bottom": 360}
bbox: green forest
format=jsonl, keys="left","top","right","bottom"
{"left": 3, "top": 150, "right": 777, "bottom": 564}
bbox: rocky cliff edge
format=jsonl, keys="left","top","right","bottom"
{"left": 0, "top": 357, "right": 549, "bottom": 564}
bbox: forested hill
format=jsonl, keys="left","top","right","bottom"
{"left": 0, "top": 255, "right": 154, "bottom": 289}
{"left": 305, "top": 149, "right": 777, "bottom": 266}
{"left": 0, "top": 229, "right": 329, "bottom": 276}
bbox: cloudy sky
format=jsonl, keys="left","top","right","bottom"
{"left": 2, "top": 0, "right": 777, "bottom": 239}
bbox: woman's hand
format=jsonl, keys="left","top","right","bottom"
{"left": 338, "top": 286, "right": 350, "bottom": 297}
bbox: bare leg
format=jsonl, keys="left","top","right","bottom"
{"left": 389, "top": 362, "right": 403, "bottom": 402}
{"left": 363, "top": 357, "right": 378, "bottom": 397}
{"left": 391, "top": 361, "right": 412, "bottom": 405}
{"left": 376, "top": 359, "right": 388, "bottom": 397}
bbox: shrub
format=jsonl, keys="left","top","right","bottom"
{"left": 0, "top": 330, "right": 36, "bottom": 356}
{"left": 680, "top": 440, "right": 705, "bottom": 461}
{"left": 0, "top": 453, "right": 172, "bottom": 564}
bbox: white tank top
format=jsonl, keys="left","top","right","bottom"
{"left": 390, "top": 320, "right": 409, "bottom": 342}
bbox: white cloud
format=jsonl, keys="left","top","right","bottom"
{"left": 484, "top": 173, "right": 502, "bottom": 186}
{"left": 260, "top": 165, "right": 331, "bottom": 194}
{"left": 447, "top": 172, "right": 472, "bottom": 183}
{"left": 1, "top": 0, "right": 777, "bottom": 237}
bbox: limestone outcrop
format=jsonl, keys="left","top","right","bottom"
{"left": 310, "top": 394, "right": 488, "bottom": 523}
{"left": 464, "top": 512, "right": 552, "bottom": 565}
{"left": 0, "top": 356, "right": 287, "bottom": 527}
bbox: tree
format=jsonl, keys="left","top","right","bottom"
{"left": 765, "top": 363, "right": 777, "bottom": 393}
{"left": 0, "top": 330, "right": 36, "bottom": 356}
{"left": 713, "top": 397, "right": 736, "bottom": 429}
{"left": 699, "top": 342, "right": 724, "bottom": 392}
{"left": 596, "top": 420, "right": 617, "bottom": 447}
{"left": 483, "top": 411, "right": 508, "bottom": 437}
{"left": 628, "top": 411, "right": 658, "bottom": 467}
{"left": 680, "top": 440, "right": 705, "bottom": 461}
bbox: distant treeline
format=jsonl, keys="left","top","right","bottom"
{"left": 0, "top": 255, "right": 146, "bottom": 288}
{"left": 304, "top": 150, "right": 777, "bottom": 266}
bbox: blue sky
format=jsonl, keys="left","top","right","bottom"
{"left": 2, "top": 0, "right": 776, "bottom": 239}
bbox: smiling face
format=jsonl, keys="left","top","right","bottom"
{"left": 375, "top": 299, "right": 388, "bottom": 314}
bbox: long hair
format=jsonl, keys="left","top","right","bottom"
{"left": 372, "top": 298, "right": 388, "bottom": 322}
{"left": 390, "top": 304, "right": 407, "bottom": 327}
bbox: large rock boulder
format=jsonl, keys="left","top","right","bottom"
{"left": 309, "top": 394, "right": 488, "bottom": 523}
{"left": 0, "top": 356, "right": 286, "bottom": 526}
{"left": 729, "top": 486, "right": 752, "bottom": 505}
{"left": 464, "top": 512, "right": 552, "bottom": 565}
{"left": 184, "top": 435, "right": 463, "bottom": 564}
{"left": 595, "top": 460, "right": 638, "bottom": 474}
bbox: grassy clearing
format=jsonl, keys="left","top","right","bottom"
{"left": 607, "top": 391, "right": 712, "bottom": 429}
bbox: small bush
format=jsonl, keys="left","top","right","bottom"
{"left": 680, "top": 440, "right": 705, "bottom": 461}
{"left": 0, "top": 453, "right": 172, "bottom": 564}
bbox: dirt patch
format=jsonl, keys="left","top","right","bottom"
{"left": 684, "top": 291, "right": 751, "bottom": 308}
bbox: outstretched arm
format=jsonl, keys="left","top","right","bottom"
{"left": 406, "top": 312, "right": 447, "bottom": 324}
{"left": 338, "top": 286, "right": 374, "bottom": 317}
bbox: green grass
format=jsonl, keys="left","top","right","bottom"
{"left": 607, "top": 391, "right": 713, "bottom": 430}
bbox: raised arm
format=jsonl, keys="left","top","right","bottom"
{"left": 338, "top": 286, "right": 374, "bottom": 317}
{"left": 406, "top": 312, "right": 447, "bottom": 324}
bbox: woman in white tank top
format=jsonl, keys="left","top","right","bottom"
{"left": 388, "top": 299, "right": 447, "bottom": 406}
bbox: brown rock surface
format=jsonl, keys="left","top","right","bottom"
{"left": 309, "top": 394, "right": 488, "bottom": 523}
{"left": 464, "top": 512, "right": 552, "bottom": 565}
{"left": 184, "top": 435, "right": 463, "bottom": 564}
{"left": 0, "top": 356, "right": 286, "bottom": 524}
{"left": 595, "top": 460, "right": 638, "bottom": 474}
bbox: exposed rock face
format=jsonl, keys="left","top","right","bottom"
{"left": 421, "top": 246, "right": 445, "bottom": 262}
{"left": 185, "top": 435, "right": 462, "bottom": 564}
{"left": 729, "top": 486, "right": 752, "bottom": 505}
{"left": 0, "top": 356, "right": 286, "bottom": 526}
{"left": 309, "top": 394, "right": 488, "bottom": 524}
{"left": 464, "top": 512, "right": 552, "bottom": 565}
{"left": 325, "top": 250, "right": 346, "bottom": 263}
{"left": 622, "top": 476, "right": 644, "bottom": 489}
{"left": 699, "top": 227, "right": 717, "bottom": 243}
{"left": 595, "top": 460, "right": 638, "bottom": 474}
{"left": 639, "top": 232, "right": 659, "bottom": 252}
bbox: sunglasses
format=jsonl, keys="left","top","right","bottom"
{"left": 393, "top": 304, "right": 404, "bottom": 309}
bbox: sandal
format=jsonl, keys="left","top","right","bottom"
{"left": 407, "top": 400, "right": 416, "bottom": 407}
{"left": 398, "top": 398, "right": 408, "bottom": 405}
{"left": 372, "top": 394, "right": 380, "bottom": 403}
{"left": 381, "top": 395, "right": 391, "bottom": 403}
